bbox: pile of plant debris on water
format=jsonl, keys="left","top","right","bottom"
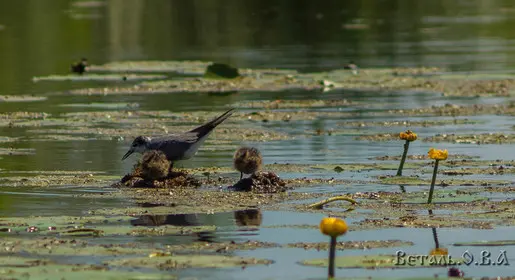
{"left": 230, "top": 171, "right": 291, "bottom": 193}
{"left": 112, "top": 150, "right": 200, "bottom": 188}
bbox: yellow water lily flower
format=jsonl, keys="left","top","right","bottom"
{"left": 399, "top": 130, "right": 417, "bottom": 141}
{"left": 428, "top": 148, "right": 448, "bottom": 160}
{"left": 319, "top": 217, "right": 348, "bottom": 237}
{"left": 429, "top": 247, "right": 449, "bottom": 256}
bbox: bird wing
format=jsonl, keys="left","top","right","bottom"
{"left": 149, "top": 132, "right": 199, "bottom": 160}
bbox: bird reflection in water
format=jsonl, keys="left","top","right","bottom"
{"left": 234, "top": 209, "right": 262, "bottom": 227}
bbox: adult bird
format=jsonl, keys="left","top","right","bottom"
{"left": 122, "top": 108, "right": 235, "bottom": 171}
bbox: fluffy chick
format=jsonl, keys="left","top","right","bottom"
{"left": 233, "top": 147, "right": 263, "bottom": 180}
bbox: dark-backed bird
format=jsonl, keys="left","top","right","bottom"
{"left": 122, "top": 108, "right": 235, "bottom": 170}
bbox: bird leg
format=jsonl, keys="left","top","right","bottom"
{"left": 168, "top": 161, "right": 174, "bottom": 177}
{"left": 240, "top": 172, "right": 243, "bottom": 180}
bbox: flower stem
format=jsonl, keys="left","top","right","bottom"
{"left": 427, "top": 159, "right": 439, "bottom": 203}
{"left": 328, "top": 236, "right": 337, "bottom": 279}
{"left": 396, "top": 140, "right": 410, "bottom": 176}
{"left": 432, "top": 227, "right": 440, "bottom": 248}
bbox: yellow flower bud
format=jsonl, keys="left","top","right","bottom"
{"left": 319, "top": 217, "right": 348, "bottom": 237}
{"left": 428, "top": 148, "right": 448, "bottom": 160}
{"left": 399, "top": 130, "right": 417, "bottom": 141}
{"left": 429, "top": 247, "right": 448, "bottom": 256}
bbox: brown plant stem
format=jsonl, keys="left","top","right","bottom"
{"left": 396, "top": 140, "right": 410, "bottom": 176}
{"left": 328, "top": 236, "right": 337, "bottom": 279}
{"left": 308, "top": 196, "right": 358, "bottom": 209}
{"left": 427, "top": 159, "right": 439, "bottom": 203}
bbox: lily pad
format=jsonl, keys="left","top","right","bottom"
{"left": 300, "top": 254, "right": 463, "bottom": 268}
{"left": 32, "top": 74, "right": 166, "bottom": 82}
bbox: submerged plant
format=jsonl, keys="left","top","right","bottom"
{"left": 427, "top": 148, "right": 448, "bottom": 203}
{"left": 319, "top": 217, "right": 348, "bottom": 279}
{"left": 396, "top": 130, "right": 417, "bottom": 176}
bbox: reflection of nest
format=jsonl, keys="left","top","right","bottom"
{"left": 234, "top": 209, "right": 262, "bottom": 226}
{"left": 231, "top": 171, "right": 290, "bottom": 193}
{"left": 113, "top": 150, "right": 200, "bottom": 188}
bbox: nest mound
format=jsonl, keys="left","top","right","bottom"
{"left": 113, "top": 150, "right": 200, "bottom": 188}
{"left": 231, "top": 171, "right": 290, "bottom": 193}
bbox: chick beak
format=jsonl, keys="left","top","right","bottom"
{"left": 121, "top": 149, "right": 134, "bottom": 161}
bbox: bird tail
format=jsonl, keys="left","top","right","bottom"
{"left": 189, "top": 108, "right": 235, "bottom": 138}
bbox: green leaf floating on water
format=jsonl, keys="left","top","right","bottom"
{"left": 453, "top": 240, "right": 515, "bottom": 246}
{"left": 300, "top": 254, "right": 464, "bottom": 269}
{"left": 32, "top": 74, "right": 167, "bottom": 82}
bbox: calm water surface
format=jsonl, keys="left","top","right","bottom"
{"left": 0, "top": 1, "right": 514, "bottom": 279}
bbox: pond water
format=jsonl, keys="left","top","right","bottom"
{"left": 0, "top": 1, "right": 514, "bottom": 279}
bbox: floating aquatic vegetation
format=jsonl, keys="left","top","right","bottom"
{"left": 287, "top": 240, "right": 414, "bottom": 250}
{"left": 0, "top": 95, "right": 47, "bottom": 102}
{"left": 0, "top": 136, "right": 18, "bottom": 143}
{"left": 32, "top": 74, "right": 167, "bottom": 82}
{"left": 165, "top": 240, "right": 279, "bottom": 253}
{"left": 0, "top": 174, "right": 118, "bottom": 187}
{"left": 356, "top": 215, "right": 493, "bottom": 230}
{"left": 424, "top": 133, "right": 515, "bottom": 144}
{"left": 59, "top": 102, "right": 140, "bottom": 109}
{"left": 300, "top": 254, "right": 464, "bottom": 269}
{"left": 355, "top": 133, "right": 399, "bottom": 142}
{"left": 0, "top": 147, "right": 36, "bottom": 156}
{"left": 373, "top": 154, "right": 478, "bottom": 161}
{"left": 339, "top": 118, "right": 481, "bottom": 128}
{"left": 106, "top": 254, "right": 273, "bottom": 270}
{"left": 27, "top": 124, "right": 290, "bottom": 142}
{"left": 453, "top": 240, "right": 515, "bottom": 246}
{"left": 232, "top": 99, "right": 354, "bottom": 109}
{"left": 377, "top": 175, "right": 510, "bottom": 187}
{"left": 378, "top": 103, "right": 510, "bottom": 117}
{"left": 88, "top": 60, "right": 212, "bottom": 74}
{"left": 0, "top": 111, "right": 49, "bottom": 120}
{"left": 0, "top": 260, "right": 178, "bottom": 280}
{"left": 231, "top": 171, "right": 290, "bottom": 193}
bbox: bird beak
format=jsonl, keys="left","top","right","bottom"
{"left": 121, "top": 149, "right": 134, "bottom": 160}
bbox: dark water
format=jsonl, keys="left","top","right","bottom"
{"left": 1, "top": 1, "right": 515, "bottom": 279}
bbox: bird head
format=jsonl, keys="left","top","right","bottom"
{"left": 122, "top": 136, "right": 151, "bottom": 160}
